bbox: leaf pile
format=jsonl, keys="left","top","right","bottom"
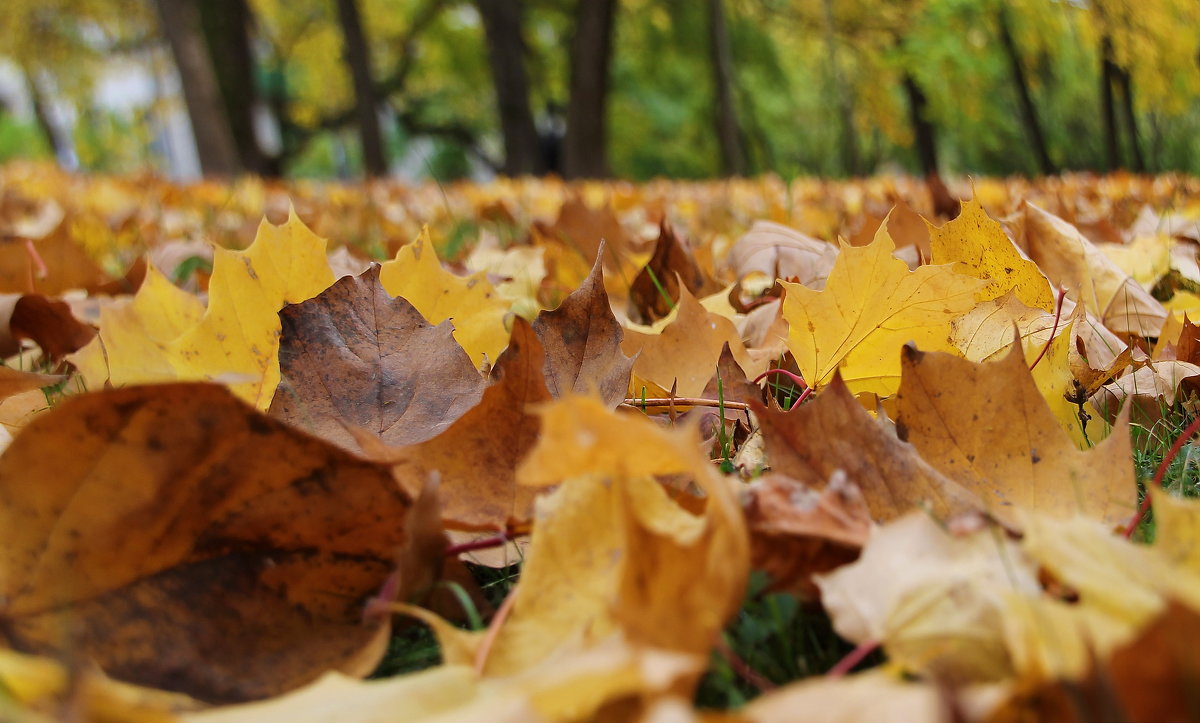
{"left": 4, "top": 169, "right": 1200, "bottom": 720}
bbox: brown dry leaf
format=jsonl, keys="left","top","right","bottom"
{"left": 623, "top": 285, "right": 755, "bottom": 398}
{"left": 1092, "top": 360, "right": 1200, "bottom": 424}
{"left": 531, "top": 245, "right": 635, "bottom": 407}
{"left": 0, "top": 367, "right": 63, "bottom": 401}
{"left": 725, "top": 220, "right": 838, "bottom": 290}
{"left": 744, "top": 471, "right": 872, "bottom": 598}
{"left": 10, "top": 294, "right": 96, "bottom": 361}
{"left": 755, "top": 375, "right": 981, "bottom": 522}
{"left": 0, "top": 383, "right": 434, "bottom": 703}
{"left": 376, "top": 317, "right": 551, "bottom": 531}
{"left": 895, "top": 344, "right": 1136, "bottom": 527}
{"left": 630, "top": 221, "right": 715, "bottom": 322}
{"left": 269, "top": 265, "right": 485, "bottom": 452}
{"left": 0, "top": 223, "right": 109, "bottom": 295}
{"left": 1022, "top": 203, "right": 1166, "bottom": 338}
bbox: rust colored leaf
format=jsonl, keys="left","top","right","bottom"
{"left": 380, "top": 317, "right": 551, "bottom": 531}
{"left": 531, "top": 245, "right": 634, "bottom": 407}
{"left": 0, "top": 383, "right": 432, "bottom": 703}
{"left": 629, "top": 221, "right": 714, "bottom": 322}
{"left": 745, "top": 472, "right": 871, "bottom": 598}
{"left": 10, "top": 294, "right": 96, "bottom": 361}
{"left": 754, "top": 375, "right": 980, "bottom": 522}
{"left": 269, "top": 265, "right": 485, "bottom": 452}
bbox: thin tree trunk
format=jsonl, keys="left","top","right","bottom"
{"left": 996, "top": 5, "right": 1055, "bottom": 175}
{"left": 21, "top": 66, "right": 69, "bottom": 163}
{"left": 708, "top": 0, "right": 745, "bottom": 176}
{"left": 198, "top": 0, "right": 274, "bottom": 176}
{"left": 476, "top": 0, "right": 543, "bottom": 176}
{"left": 902, "top": 73, "right": 938, "bottom": 177}
{"left": 1100, "top": 35, "right": 1121, "bottom": 171}
{"left": 154, "top": 0, "right": 241, "bottom": 176}
{"left": 563, "top": 0, "right": 618, "bottom": 179}
{"left": 335, "top": 0, "right": 388, "bottom": 176}
{"left": 1115, "top": 67, "right": 1145, "bottom": 172}
{"left": 821, "top": 0, "right": 858, "bottom": 176}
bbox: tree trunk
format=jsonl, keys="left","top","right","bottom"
{"left": 335, "top": 0, "right": 388, "bottom": 176}
{"left": 708, "top": 0, "right": 745, "bottom": 176}
{"left": 902, "top": 73, "right": 938, "bottom": 177}
{"left": 821, "top": 0, "right": 858, "bottom": 176}
{"left": 1100, "top": 35, "right": 1121, "bottom": 171}
{"left": 198, "top": 0, "right": 275, "bottom": 176}
{"left": 20, "top": 66, "right": 69, "bottom": 163}
{"left": 563, "top": 0, "right": 618, "bottom": 179}
{"left": 996, "top": 6, "right": 1055, "bottom": 175}
{"left": 154, "top": 0, "right": 241, "bottom": 176}
{"left": 1115, "top": 67, "right": 1145, "bottom": 172}
{"left": 476, "top": 0, "right": 543, "bottom": 176}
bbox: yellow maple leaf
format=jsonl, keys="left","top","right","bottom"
{"left": 66, "top": 261, "right": 206, "bottom": 391}
{"left": 781, "top": 227, "right": 984, "bottom": 398}
{"left": 929, "top": 197, "right": 1055, "bottom": 311}
{"left": 379, "top": 229, "right": 510, "bottom": 368}
{"left": 169, "top": 212, "right": 335, "bottom": 409}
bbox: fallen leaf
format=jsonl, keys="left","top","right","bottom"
{"left": 781, "top": 225, "right": 983, "bottom": 397}
{"left": 0, "top": 383, "right": 433, "bottom": 703}
{"left": 1022, "top": 203, "right": 1166, "bottom": 338}
{"left": 380, "top": 230, "right": 510, "bottom": 369}
{"left": 744, "top": 471, "right": 872, "bottom": 597}
{"left": 816, "top": 512, "right": 1039, "bottom": 682}
{"left": 630, "top": 221, "right": 714, "bottom": 322}
{"left": 623, "top": 285, "right": 755, "bottom": 398}
{"left": 726, "top": 220, "right": 837, "bottom": 290}
{"left": 10, "top": 294, "right": 96, "bottom": 361}
{"left": 993, "top": 601, "right": 1200, "bottom": 723}
{"left": 170, "top": 213, "right": 336, "bottom": 409}
{"left": 0, "top": 367, "right": 63, "bottom": 401}
{"left": 929, "top": 197, "right": 1055, "bottom": 311}
{"left": 896, "top": 343, "right": 1136, "bottom": 526}
{"left": 269, "top": 265, "right": 485, "bottom": 452}
{"left": 1092, "top": 360, "right": 1200, "bottom": 424}
{"left": 531, "top": 246, "right": 635, "bottom": 407}
{"left": 66, "top": 261, "right": 206, "bottom": 390}
{"left": 0, "top": 648, "right": 198, "bottom": 722}
{"left": 375, "top": 317, "right": 550, "bottom": 531}
{"left": 755, "top": 374, "right": 981, "bottom": 522}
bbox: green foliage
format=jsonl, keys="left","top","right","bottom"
{"left": 0, "top": 117, "right": 49, "bottom": 163}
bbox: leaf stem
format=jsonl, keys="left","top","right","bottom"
{"left": 715, "top": 635, "right": 776, "bottom": 693}
{"left": 1124, "top": 414, "right": 1200, "bottom": 539}
{"left": 1028, "top": 286, "right": 1068, "bottom": 372}
{"left": 826, "top": 639, "right": 880, "bottom": 678}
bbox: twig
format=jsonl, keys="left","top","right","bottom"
{"left": 789, "top": 385, "right": 815, "bottom": 410}
{"left": 621, "top": 398, "right": 750, "bottom": 411}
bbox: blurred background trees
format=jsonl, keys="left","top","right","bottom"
{"left": 1, "top": 0, "right": 1198, "bottom": 181}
